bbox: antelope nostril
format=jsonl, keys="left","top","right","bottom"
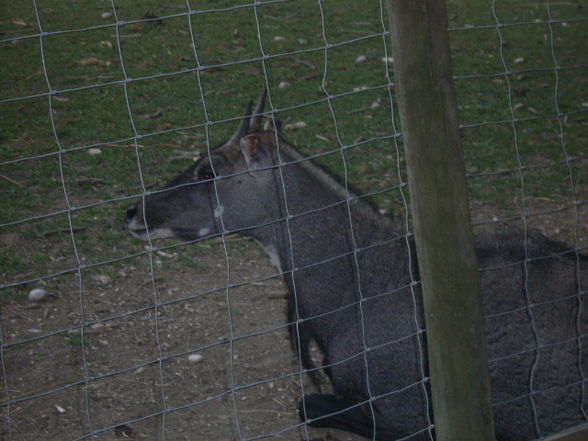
{"left": 125, "top": 205, "right": 137, "bottom": 224}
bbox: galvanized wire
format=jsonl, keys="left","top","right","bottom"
{"left": 1, "top": 1, "right": 586, "bottom": 440}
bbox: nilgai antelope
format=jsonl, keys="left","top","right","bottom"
{"left": 126, "top": 92, "right": 587, "bottom": 441}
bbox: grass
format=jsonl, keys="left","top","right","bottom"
{"left": 1, "top": 0, "right": 587, "bottom": 287}
{"left": 66, "top": 331, "right": 83, "bottom": 347}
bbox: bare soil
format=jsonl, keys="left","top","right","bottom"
{"left": 0, "top": 233, "right": 366, "bottom": 441}
{"left": 1, "top": 196, "right": 586, "bottom": 441}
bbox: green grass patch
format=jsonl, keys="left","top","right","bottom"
{"left": 1, "top": 0, "right": 587, "bottom": 281}
{"left": 66, "top": 331, "right": 83, "bottom": 347}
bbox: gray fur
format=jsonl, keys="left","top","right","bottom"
{"left": 125, "top": 96, "right": 587, "bottom": 441}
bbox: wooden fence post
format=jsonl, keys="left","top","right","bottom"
{"left": 385, "top": 1, "right": 495, "bottom": 440}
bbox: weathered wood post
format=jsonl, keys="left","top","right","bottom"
{"left": 386, "top": 1, "right": 495, "bottom": 440}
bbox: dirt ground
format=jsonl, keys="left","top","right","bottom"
{"left": 0, "top": 233, "right": 369, "bottom": 441}
{"left": 1, "top": 196, "right": 587, "bottom": 441}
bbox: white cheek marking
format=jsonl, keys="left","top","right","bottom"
{"left": 214, "top": 204, "right": 224, "bottom": 219}
{"left": 127, "top": 218, "right": 143, "bottom": 231}
{"left": 198, "top": 227, "right": 211, "bottom": 237}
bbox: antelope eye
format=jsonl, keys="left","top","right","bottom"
{"left": 197, "top": 166, "right": 215, "bottom": 181}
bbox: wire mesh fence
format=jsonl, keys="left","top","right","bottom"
{"left": 1, "top": 0, "right": 587, "bottom": 440}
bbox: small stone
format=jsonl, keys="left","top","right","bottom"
{"left": 93, "top": 274, "right": 112, "bottom": 285}
{"left": 55, "top": 404, "right": 66, "bottom": 414}
{"left": 156, "top": 250, "right": 173, "bottom": 258}
{"left": 381, "top": 56, "right": 394, "bottom": 64}
{"left": 278, "top": 81, "right": 290, "bottom": 89}
{"left": 355, "top": 55, "right": 367, "bottom": 63}
{"left": 297, "top": 38, "right": 307, "bottom": 45}
{"left": 101, "top": 12, "right": 113, "bottom": 19}
{"left": 514, "top": 57, "right": 525, "bottom": 64}
{"left": 274, "top": 35, "right": 285, "bottom": 41}
{"left": 87, "top": 148, "right": 102, "bottom": 155}
{"left": 28, "top": 288, "right": 49, "bottom": 302}
{"left": 114, "top": 425, "right": 133, "bottom": 438}
{"left": 284, "top": 121, "right": 306, "bottom": 130}
{"left": 188, "top": 354, "right": 204, "bottom": 363}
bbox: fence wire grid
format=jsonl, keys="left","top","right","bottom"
{"left": 1, "top": 0, "right": 587, "bottom": 440}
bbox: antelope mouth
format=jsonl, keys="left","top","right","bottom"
{"left": 128, "top": 226, "right": 176, "bottom": 241}
{"left": 127, "top": 219, "right": 175, "bottom": 241}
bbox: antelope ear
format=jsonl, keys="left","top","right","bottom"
{"left": 263, "top": 118, "right": 282, "bottom": 133}
{"left": 240, "top": 134, "right": 262, "bottom": 169}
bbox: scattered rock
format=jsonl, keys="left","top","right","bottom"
{"left": 278, "top": 81, "right": 290, "bottom": 89}
{"left": 93, "top": 274, "right": 112, "bottom": 285}
{"left": 381, "top": 56, "right": 394, "bottom": 64}
{"left": 28, "top": 288, "right": 49, "bottom": 302}
{"left": 101, "top": 12, "right": 113, "bottom": 19}
{"left": 76, "top": 57, "right": 111, "bottom": 67}
{"left": 284, "top": 121, "right": 306, "bottom": 130}
{"left": 274, "top": 36, "right": 285, "bottom": 41}
{"left": 156, "top": 250, "right": 174, "bottom": 258}
{"left": 355, "top": 55, "right": 367, "bottom": 63}
{"left": 87, "top": 148, "right": 102, "bottom": 156}
{"left": 514, "top": 57, "right": 525, "bottom": 64}
{"left": 114, "top": 424, "right": 133, "bottom": 438}
{"left": 188, "top": 354, "right": 204, "bottom": 363}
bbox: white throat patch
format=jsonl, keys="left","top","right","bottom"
{"left": 198, "top": 227, "right": 211, "bottom": 237}
{"left": 262, "top": 243, "right": 282, "bottom": 274}
{"left": 214, "top": 204, "right": 225, "bottom": 219}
